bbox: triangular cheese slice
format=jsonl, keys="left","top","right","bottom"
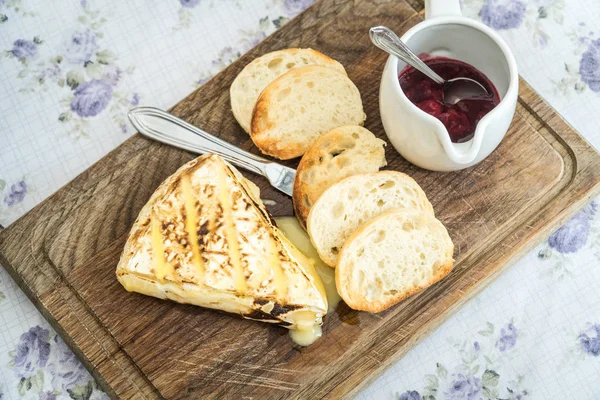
{"left": 116, "top": 154, "right": 328, "bottom": 334}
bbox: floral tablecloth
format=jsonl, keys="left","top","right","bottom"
{"left": 0, "top": 0, "right": 599, "bottom": 399}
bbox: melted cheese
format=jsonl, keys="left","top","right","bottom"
{"left": 287, "top": 310, "right": 322, "bottom": 346}
{"left": 275, "top": 217, "right": 341, "bottom": 311}
{"left": 151, "top": 214, "right": 171, "bottom": 281}
{"left": 289, "top": 322, "right": 323, "bottom": 346}
{"left": 181, "top": 176, "right": 205, "bottom": 278}
{"left": 275, "top": 217, "right": 343, "bottom": 347}
{"left": 217, "top": 166, "right": 247, "bottom": 294}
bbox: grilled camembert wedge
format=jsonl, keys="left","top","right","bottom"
{"left": 116, "top": 154, "right": 328, "bottom": 341}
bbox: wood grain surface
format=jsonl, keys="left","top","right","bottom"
{"left": 1, "top": 0, "right": 600, "bottom": 399}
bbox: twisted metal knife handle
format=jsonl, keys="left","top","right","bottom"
{"left": 128, "top": 106, "right": 269, "bottom": 177}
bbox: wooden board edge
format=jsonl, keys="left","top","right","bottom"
{"left": 341, "top": 178, "right": 600, "bottom": 399}
{"left": 321, "top": 80, "right": 600, "bottom": 398}
{"left": 0, "top": 0, "right": 599, "bottom": 397}
{"left": 0, "top": 250, "right": 159, "bottom": 399}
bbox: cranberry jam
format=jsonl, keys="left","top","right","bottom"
{"left": 398, "top": 55, "right": 500, "bottom": 143}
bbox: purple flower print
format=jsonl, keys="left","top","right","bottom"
{"left": 10, "top": 39, "right": 37, "bottom": 59}
{"left": 211, "top": 47, "right": 241, "bottom": 69}
{"left": 548, "top": 202, "right": 597, "bottom": 253}
{"left": 180, "top": 0, "right": 200, "bottom": 8}
{"left": 50, "top": 335, "right": 90, "bottom": 390}
{"left": 41, "top": 64, "right": 62, "bottom": 81}
{"left": 473, "top": 341, "right": 480, "bottom": 352}
{"left": 496, "top": 323, "right": 518, "bottom": 351}
{"left": 444, "top": 375, "right": 482, "bottom": 400}
{"left": 70, "top": 79, "right": 112, "bottom": 117}
{"left": 63, "top": 29, "right": 98, "bottom": 64}
{"left": 4, "top": 181, "right": 27, "bottom": 206}
{"left": 579, "top": 38, "right": 600, "bottom": 92}
{"left": 579, "top": 324, "right": 600, "bottom": 356}
{"left": 283, "top": 0, "right": 313, "bottom": 17}
{"left": 479, "top": 0, "right": 526, "bottom": 30}
{"left": 39, "top": 392, "right": 57, "bottom": 400}
{"left": 242, "top": 31, "right": 267, "bottom": 53}
{"left": 103, "top": 66, "right": 122, "bottom": 86}
{"left": 12, "top": 326, "right": 51, "bottom": 379}
{"left": 130, "top": 92, "right": 140, "bottom": 106}
{"left": 399, "top": 390, "right": 421, "bottom": 400}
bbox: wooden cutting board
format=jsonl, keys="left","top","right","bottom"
{"left": 1, "top": 0, "right": 599, "bottom": 398}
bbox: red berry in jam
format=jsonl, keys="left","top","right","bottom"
{"left": 399, "top": 55, "right": 500, "bottom": 143}
{"left": 439, "top": 110, "right": 471, "bottom": 142}
{"left": 417, "top": 99, "right": 443, "bottom": 118}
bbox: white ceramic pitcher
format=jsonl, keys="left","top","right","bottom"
{"left": 379, "top": 0, "right": 519, "bottom": 171}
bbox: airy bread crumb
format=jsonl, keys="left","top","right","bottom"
{"left": 293, "top": 125, "right": 387, "bottom": 229}
{"left": 230, "top": 48, "right": 346, "bottom": 134}
{"left": 336, "top": 208, "right": 453, "bottom": 312}
{"left": 307, "top": 171, "right": 434, "bottom": 267}
{"left": 250, "top": 65, "right": 366, "bottom": 160}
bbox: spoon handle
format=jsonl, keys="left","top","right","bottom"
{"left": 369, "top": 26, "right": 445, "bottom": 85}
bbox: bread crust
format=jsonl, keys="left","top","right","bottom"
{"left": 250, "top": 65, "right": 364, "bottom": 160}
{"left": 306, "top": 170, "right": 435, "bottom": 266}
{"left": 230, "top": 48, "right": 346, "bottom": 134}
{"left": 249, "top": 67, "right": 307, "bottom": 159}
{"left": 293, "top": 126, "right": 386, "bottom": 229}
{"left": 335, "top": 208, "right": 454, "bottom": 312}
{"left": 337, "top": 260, "right": 454, "bottom": 312}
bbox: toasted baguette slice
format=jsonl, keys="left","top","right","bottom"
{"left": 293, "top": 125, "right": 387, "bottom": 229}
{"left": 116, "top": 154, "right": 328, "bottom": 333}
{"left": 307, "top": 171, "right": 434, "bottom": 266}
{"left": 230, "top": 48, "right": 346, "bottom": 133}
{"left": 250, "top": 65, "right": 366, "bottom": 160}
{"left": 336, "top": 208, "right": 454, "bottom": 312}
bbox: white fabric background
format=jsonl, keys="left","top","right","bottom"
{"left": 0, "top": 0, "right": 599, "bottom": 399}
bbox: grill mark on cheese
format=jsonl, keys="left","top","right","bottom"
{"left": 268, "top": 235, "right": 287, "bottom": 298}
{"left": 118, "top": 155, "right": 328, "bottom": 338}
{"left": 206, "top": 185, "right": 217, "bottom": 233}
{"left": 217, "top": 166, "right": 247, "bottom": 294}
{"left": 246, "top": 300, "right": 301, "bottom": 325}
{"left": 181, "top": 176, "right": 205, "bottom": 279}
{"left": 225, "top": 166, "right": 291, "bottom": 299}
{"left": 151, "top": 212, "right": 172, "bottom": 281}
{"left": 198, "top": 220, "right": 210, "bottom": 240}
{"left": 227, "top": 165, "right": 277, "bottom": 227}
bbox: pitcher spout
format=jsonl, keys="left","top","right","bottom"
{"left": 438, "top": 130, "right": 483, "bottom": 165}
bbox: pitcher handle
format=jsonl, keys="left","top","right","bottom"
{"left": 425, "top": 0, "right": 462, "bottom": 19}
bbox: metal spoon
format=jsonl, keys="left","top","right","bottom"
{"left": 369, "top": 26, "right": 490, "bottom": 105}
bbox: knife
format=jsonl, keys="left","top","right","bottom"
{"left": 128, "top": 106, "right": 296, "bottom": 197}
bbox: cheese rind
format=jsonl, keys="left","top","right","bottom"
{"left": 116, "top": 154, "right": 328, "bottom": 333}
